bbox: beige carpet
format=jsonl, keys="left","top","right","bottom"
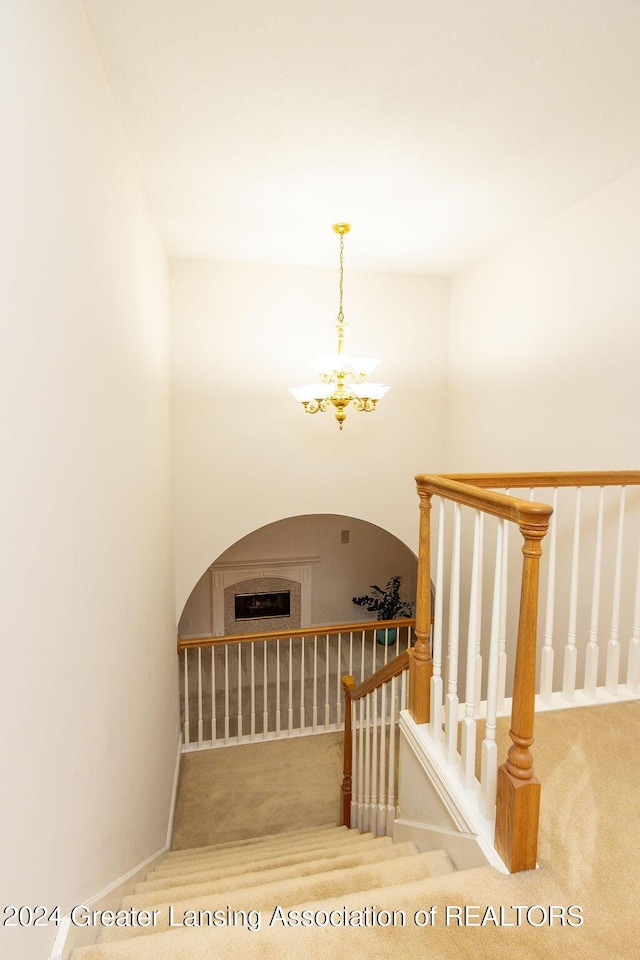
{"left": 172, "top": 732, "right": 344, "bottom": 849}
{"left": 73, "top": 700, "right": 640, "bottom": 959}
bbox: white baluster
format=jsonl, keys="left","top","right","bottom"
{"left": 474, "top": 513, "right": 484, "bottom": 716}
{"left": 325, "top": 634, "right": 330, "bottom": 728}
{"left": 350, "top": 695, "right": 358, "bottom": 826}
{"left": 312, "top": 635, "right": 318, "bottom": 733}
{"left": 370, "top": 688, "right": 379, "bottom": 835}
{"left": 288, "top": 638, "right": 293, "bottom": 735}
{"left": 540, "top": 489, "right": 558, "bottom": 704}
{"left": 300, "top": 638, "right": 305, "bottom": 732}
{"left": 378, "top": 681, "right": 387, "bottom": 834}
{"left": 363, "top": 693, "right": 371, "bottom": 833}
{"left": 430, "top": 497, "right": 445, "bottom": 741}
{"left": 626, "top": 524, "right": 640, "bottom": 693}
{"left": 445, "top": 503, "right": 462, "bottom": 763}
{"left": 197, "top": 647, "right": 203, "bottom": 744}
{"left": 275, "top": 638, "right": 281, "bottom": 737}
{"left": 224, "top": 644, "right": 230, "bottom": 743}
{"left": 237, "top": 643, "right": 243, "bottom": 740}
{"left": 387, "top": 675, "right": 397, "bottom": 835}
{"left": 360, "top": 630, "right": 366, "bottom": 682}
{"left": 357, "top": 696, "right": 365, "bottom": 829}
{"left": 584, "top": 487, "right": 605, "bottom": 698}
{"left": 250, "top": 642, "right": 256, "bottom": 741}
{"left": 211, "top": 646, "right": 216, "bottom": 743}
{"left": 263, "top": 641, "right": 269, "bottom": 739}
{"left": 563, "top": 488, "right": 581, "bottom": 700}
{"left": 480, "top": 523, "right": 503, "bottom": 818}
{"left": 606, "top": 487, "right": 626, "bottom": 694}
{"left": 183, "top": 650, "right": 190, "bottom": 743}
{"left": 336, "top": 632, "right": 342, "bottom": 727}
{"left": 461, "top": 511, "right": 481, "bottom": 789}
{"left": 349, "top": 630, "right": 354, "bottom": 677}
{"left": 497, "top": 513, "right": 509, "bottom": 711}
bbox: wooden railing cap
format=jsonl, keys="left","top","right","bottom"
{"left": 433, "top": 470, "right": 640, "bottom": 489}
{"left": 178, "top": 617, "right": 416, "bottom": 653}
{"left": 415, "top": 474, "right": 553, "bottom": 531}
{"left": 344, "top": 648, "right": 411, "bottom": 701}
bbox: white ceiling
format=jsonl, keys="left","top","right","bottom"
{"left": 83, "top": 0, "right": 640, "bottom": 274}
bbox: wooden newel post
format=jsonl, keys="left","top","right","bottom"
{"left": 409, "top": 488, "right": 433, "bottom": 723}
{"left": 341, "top": 675, "right": 356, "bottom": 828}
{"left": 495, "top": 522, "right": 547, "bottom": 872}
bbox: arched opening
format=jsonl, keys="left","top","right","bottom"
{"left": 177, "top": 515, "right": 418, "bottom": 749}
{"left": 178, "top": 514, "right": 417, "bottom": 638}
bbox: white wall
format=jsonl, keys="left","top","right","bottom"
{"left": 447, "top": 163, "right": 640, "bottom": 470}
{"left": 446, "top": 164, "right": 640, "bottom": 695}
{"left": 171, "top": 259, "right": 450, "bottom": 612}
{"left": 0, "top": 4, "right": 177, "bottom": 959}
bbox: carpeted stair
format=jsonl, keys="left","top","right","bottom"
{"left": 71, "top": 824, "right": 458, "bottom": 959}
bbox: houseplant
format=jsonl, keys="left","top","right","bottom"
{"left": 352, "top": 576, "right": 415, "bottom": 644}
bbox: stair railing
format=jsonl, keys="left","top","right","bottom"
{"left": 342, "top": 648, "right": 411, "bottom": 836}
{"left": 177, "top": 618, "right": 414, "bottom": 749}
{"left": 412, "top": 474, "right": 553, "bottom": 872}
{"left": 444, "top": 472, "right": 640, "bottom": 705}
{"left": 411, "top": 470, "right": 640, "bottom": 873}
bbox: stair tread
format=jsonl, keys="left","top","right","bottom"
{"left": 98, "top": 849, "right": 454, "bottom": 943}
{"left": 167, "top": 823, "right": 341, "bottom": 860}
{"left": 147, "top": 828, "right": 372, "bottom": 878}
{"left": 125, "top": 840, "right": 420, "bottom": 907}
{"left": 72, "top": 862, "right": 496, "bottom": 960}
{"left": 133, "top": 836, "right": 405, "bottom": 898}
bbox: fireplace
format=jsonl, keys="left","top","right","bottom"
{"left": 209, "top": 557, "right": 319, "bottom": 636}
{"left": 234, "top": 590, "right": 291, "bottom": 622}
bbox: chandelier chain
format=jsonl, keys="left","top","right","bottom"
{"left": 336, "top": 231, "right": 346, "bottom": 354}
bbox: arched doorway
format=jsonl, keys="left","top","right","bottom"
{"left": 178, "top": 513, "right": 417, "bottom": 638}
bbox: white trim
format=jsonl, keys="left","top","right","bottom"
{"left": 399, "top": 711, "right": 508, "bottom": 873}
{"left": 166, "top": 732, "right": 183, "bottom": 848}
{"left": 48, "top": 737, "right": 182, "bottom": 960}
{"left": 182, "top": 720, "right": 345, "bottom": 752}
{"left": 47, "top": 845, "right": 168, "bottom": 960}
{"left": 394, "top": 818, "right": 489, "bottom": 872}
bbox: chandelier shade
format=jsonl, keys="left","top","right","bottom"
{"left": 289, "top": 223, "right": 389, "bottom": 430}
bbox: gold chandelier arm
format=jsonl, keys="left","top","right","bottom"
{"left": 352, "top": 397, "right": 378, "bottom": 413}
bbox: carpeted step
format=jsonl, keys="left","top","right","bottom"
{"left": 134, "top": 837, "right": 400, "bottom": 893}
{"left": 98, "top": 849, "right": 455, "bottom": 943}
{"left": 167, "top": 823, "right": 339, "bottom": 860}
{"left": 145, "top": 828, "right": 373, "bottom": 880}
{"left": 124, "top": 840, "right": 420, "bottom": 907}
{"left": 72, "top": 860, "right": 495, "bottom": 960}
{"left": 153, "top": 826, "right": 360, "bottom": 874}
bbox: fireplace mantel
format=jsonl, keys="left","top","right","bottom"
{"left": 210, "top": 557, "right": 321, "bottom": 636}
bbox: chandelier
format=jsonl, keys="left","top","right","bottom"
{"left": 289, "top": 223, "right": 389, "bottom": 430}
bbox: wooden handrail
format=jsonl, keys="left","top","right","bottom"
{"left": 439, "top": 470, "right": 640, "bottom": 488}
{"left": 341, "top": 649, "right": 412, "bottom": 828}
{"left": 344, "top": 649, "right": 411, "bottom": 702}
{"left": 177, "top": 617, "right": 416, "bottom": 653}
{"left": 415, "top": 475, "right": 554, "bottom": 525}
